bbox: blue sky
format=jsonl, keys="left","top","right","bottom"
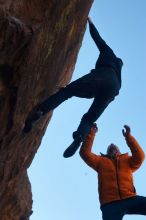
{"left": 29, "top": 1, "right": 146, "bottom": 219}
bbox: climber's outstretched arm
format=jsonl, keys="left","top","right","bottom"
{"left": 79, "top": 123, "right": 101, "bottom": 171}
{"left": 87, "top": 17, "right": 114, "bottom": 54}
{"left": 122, "top": 125, "right": 145, "bottom": 171}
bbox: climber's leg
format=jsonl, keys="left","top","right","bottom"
{"left": 126, "top": 195, "right": 146, "bottom": 216}
{"left": 23, "top": 74, "right": 97, "bottom": 134}
{"left": 63, "top": 96, "right": 114, "bottom": 158}
{"left": 23, "top": 86, "right": 74, "bottom": 133}
{"left": 37, "top": 87, "right": 74, "bottom": 114}
{"left": 78, "top": 95, "right": 114, "bottom": 134}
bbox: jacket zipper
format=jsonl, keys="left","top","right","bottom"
{"left": 115, "top": 158, "right": 121, "bottom": 199}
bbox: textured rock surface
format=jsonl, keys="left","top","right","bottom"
{"left": 0, "top": 0, "right": 93, "bottom": 219}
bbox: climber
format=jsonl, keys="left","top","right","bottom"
{"left": 80, "top": 123, "right": 146, "bottom": 220}
{"left": 23, "top": 17, "right": 123, "bottom": 158}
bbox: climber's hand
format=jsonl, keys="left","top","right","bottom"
{"left": 122, "top": 125, "right": 131, "bottom": 138}
{"left": 87, "top": 17, "right": 93, "bottom": 24}
{"left": 91, "top": 123, "right": 98, "bottom": 134}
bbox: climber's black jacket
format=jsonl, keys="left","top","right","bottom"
{"left": 89, "top": 22, "right": 122, "bottom": 88}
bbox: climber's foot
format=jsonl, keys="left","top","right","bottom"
{"left": 23, "top": 110, "right": 44, "bottom": 133}
{"left": 63, "top": 136, "right": 82, "bottom": 158}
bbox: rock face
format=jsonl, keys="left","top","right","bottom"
{"left": 0, "top": 1, "right": 93, "bottom": 219}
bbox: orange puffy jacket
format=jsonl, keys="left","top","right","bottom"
{"left": 79, "top": 130, "right": 145, "bottom": 205}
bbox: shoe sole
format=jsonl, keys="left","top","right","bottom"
{"left": 63, "top": 139, "right": 81, "bottom": 158}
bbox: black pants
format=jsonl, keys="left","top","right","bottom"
{"left": 38, "top": 68, "right": 120, "bottom": 139}
{"left": 101, "top": 196, "right": 146, "bottom": 220}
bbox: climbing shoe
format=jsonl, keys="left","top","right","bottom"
{"left": 23, "top": 110, "right": 44, "bottom": 133}
{"left": 63, "top": 136, "right": 82, "bottom": 158}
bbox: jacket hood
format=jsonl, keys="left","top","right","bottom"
{"left": 100, "top": 152, "right": 128, "bottom": 159}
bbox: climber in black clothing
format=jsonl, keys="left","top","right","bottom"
{"left": 23, "top": 17, "right": 123, "bottom": 158}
